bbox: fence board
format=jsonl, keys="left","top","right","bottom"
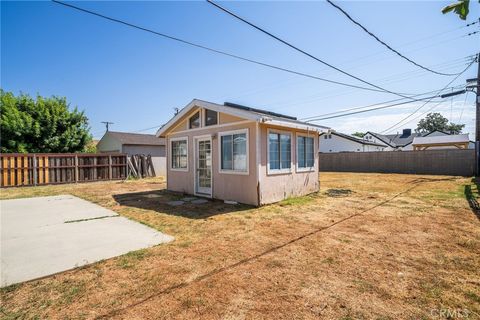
{"left": 319, "top": 149, "right": 475, "bottom": 176}
{"left": 0, "top": 153, "right": 127, "bottom": 187}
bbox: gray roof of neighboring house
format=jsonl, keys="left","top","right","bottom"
{"left": 412, "top": 134, "right": 470, "bottom": 145}
{"left": 321, "top": 131, "right": 386, "bottom": 147}
{"left": 105, "top": 131, "right": 165, "bottom": 146}
{"left": 367, "top": 131, "right": 423, "bottom": 147}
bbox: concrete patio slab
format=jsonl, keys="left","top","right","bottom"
{"left": 0, "top": 195, "right": 173, "bottom": 287}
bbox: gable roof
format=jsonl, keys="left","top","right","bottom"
{"left": 365, "top": 131, "right": 423, "bottom": 148}
{"left": 156, "top": 99, "right": 329, "bottom": 137}
{"left": 322, "top": 131, "right": 387, "bottom": 147}
{"left": 103, "top": 131, "right": 165, "bottom": 146}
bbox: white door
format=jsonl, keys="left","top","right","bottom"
{"left": 195, "top": 138, "right": 212, "bottom": 196}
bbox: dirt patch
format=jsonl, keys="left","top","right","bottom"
{"left": 1, "top": 173, "right": 479, "bottom": 319}
{"left": 325, "top": 188, "right": 354, "bottom": 197}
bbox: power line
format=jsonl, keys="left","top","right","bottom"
{"left": 301, "top": 85, "right": 464, "bottom": 121}
{"left": 303, "top": 94, "right": 449, "bottom": 122}
{"left": 206, "top": 0, "right": 433, "bottom": 101}
{"left": 325, "top": 0, "right": 466, "bottom": 76}
{"left": 52, "top": 0, "right": 402, "bottom": 95}
{"left": 380, "top": 60, "right": 474, "bottom": 133}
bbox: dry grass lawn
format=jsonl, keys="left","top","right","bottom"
{"left": 1, "top": 173, "right": 479, "bottom": 319}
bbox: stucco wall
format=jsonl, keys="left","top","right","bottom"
{"left": 166, "top": 118, "right": 259, "bottom": 206}
{"left": 258, "top": 124, "right": 319, "bottom": 205}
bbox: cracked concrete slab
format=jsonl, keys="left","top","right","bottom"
{"left": 1, "top": 195, "right": 173, "bottom": 287}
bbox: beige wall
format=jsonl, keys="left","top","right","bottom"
{"left": 166, "top": 118, "right": 259, "bottom": 206}
{"left": 257, "top": 124, "right": 319, "bottom": 205}
{"left": 164, "top": 107, "right": 320, "bottom": 206}
{"left": 219, "top": 113, "right": 244, "bottom": 124}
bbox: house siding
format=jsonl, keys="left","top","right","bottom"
{"left": 258, "top": 124, "right": 319, "bottom": 205}
{"left": 319, "top": 134, "right": 385, "bottom": 153}
{"left": 166, "top": 119, "right": 259, "bottom": 206}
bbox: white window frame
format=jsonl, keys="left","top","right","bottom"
{"left": 218, "top": 128, "right": 249, "bottom": 175}
{"left": 267, "top": 129, "right": 292, "bottom": 175}
{"left": 188, "top": 110, "right": 202, "bottom": 130}
{"left": 169, "top": 136, "right": 189, "bottom": 172}
{"left": 193, "top": 134, "right": 213, "bottom": 198}
{"left": 204, "top": 109, "right": 218, "bottom": 127}
{"left": 296, "top": 133, "right": 315, "bottom": 173}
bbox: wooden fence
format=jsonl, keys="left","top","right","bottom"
{"left": 0, "top": 153, "right": 128, "bottom": 188}
{"left": 319, "top": 149, "right": 475, "bottom": 176}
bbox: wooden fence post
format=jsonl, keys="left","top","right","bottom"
{"left": 74, "top": 154, "right": 79, "bottom": 183}
{"left": 33, "top": 154, "right": 37, "bottom": 186}
{"left": 108, "top": 155, "right": 112, "bottom": 180}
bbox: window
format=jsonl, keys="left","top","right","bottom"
{"left": 268, "top": 132, "right": 291, "bottom": 173}
{"left": 220, "top": 130, "right": 248, "bottom": 173}
{"left": 189, "top": 112, "right": 200, "bottom": 129}
{"left": 324, "top": 135, "right": 328, "bottom": 140}
{"left": 297, "top": 136, "right": 314, "bottom": 170}
{"left": 171, "top": 138, "right": 188, "bottom": 170}
{"left": 205, "top": 109, "right": 218, "bottom": 126}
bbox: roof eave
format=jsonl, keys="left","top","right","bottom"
{"left": 263, "top": 118, "right": 329, "bottom": 133}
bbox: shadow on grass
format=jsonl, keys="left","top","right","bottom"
{"left": 464, "top": 178, "right": 480, "bottom": 220}
{"left": 113, "top": 190, "right": 252, "bottom": 219}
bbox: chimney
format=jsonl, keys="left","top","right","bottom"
{"left": 402, "top": 129, "right": 411, "bottom": 136}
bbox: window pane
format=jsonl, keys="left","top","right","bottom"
{"left": 221, "top": 135, "right": 233, "bottom": 170}
{"left": 172, "top": 140, "right": 187, "bottom": 169}
{"left": 205, "top": 109, "right": 218, "bottom": 126}
{"left": 306, "top": 137, "right": 314, "bottom": 167}
{"left": 280, "top": 134, "right": 291, "bottom": 169}
{"left": 269, "top": 133, "right": 280, "bottom": 170}
{"left": 297, "top": 137, "right": 305, "bottom": 168}
{"left": 233, "top": 133, "right": 247, "bottom": 171}
{"left": 189, "top": 112, "right": 200, "bottom": 129}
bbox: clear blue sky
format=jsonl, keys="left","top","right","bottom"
{"left": 1, "top": 1, "right": 478, "bottom": 139}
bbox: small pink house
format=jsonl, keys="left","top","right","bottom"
{"left": 156, "top": 99, "right": 328, "bottom": 206}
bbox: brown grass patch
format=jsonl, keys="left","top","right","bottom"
{"left": 1, "top": 173, "right": 479, "bottom": 319}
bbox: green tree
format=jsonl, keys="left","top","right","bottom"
{"left": 442, "top": 0, "right": 479, "bottom": 20}
{"left": 0, "top": 90, "right": 92, "bottom": 153}
{"left": 351, "top": 132, "right": 365, "bottom": 138}
{"left": 415, "top": 112, "right": 465, "bottom": 134}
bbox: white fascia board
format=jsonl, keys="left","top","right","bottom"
{"left": 263, "top": 118, "right": 329, "bottom": 133}
{"left": 156, "top": 99, "right": 261, "bottom": 137}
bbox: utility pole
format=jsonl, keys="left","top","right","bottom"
{"left": 467, "top": 53, "right": 480, "bottom": 176}
{"left": 476, "top": 52, "right": 480, "bottom": 176}
{"left": 101, "top": 121, "right": 114, "bottom": 132}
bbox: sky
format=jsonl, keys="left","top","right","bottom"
{"left": 1, "top": 0, "right": 479, "bottom": 139}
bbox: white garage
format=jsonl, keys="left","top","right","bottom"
{"left": 97, "top": 131, "right": 166, "bottom": 177}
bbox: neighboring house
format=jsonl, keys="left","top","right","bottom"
{"left": 364, "top": 129, "right": 474, "bottom": 151}
{"left": 156, "top": 99, "right": 328, "bottom": 206}
{"left": 412, "top": 134, "right": 471, "bottom": 150}
{"left": 97, "top": 131, "right": 166, "bottom": 176}
{"left": 319, "top": 131, "right": 386, "bottom": 153}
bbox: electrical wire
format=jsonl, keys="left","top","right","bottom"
{"left": 206, "top": 0, "right": 436, "bottom": 101}
{"left": 52, "top": 0, "right": 405, "bottom": 95}
{"left": 301, "top": 85, "right": 464, "bottom": 121}
{"left": 379, "top": 60, "right": 474, "bottom": 133}
{"left": 325, "top": 0, "right": 467, "bottom": 76}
